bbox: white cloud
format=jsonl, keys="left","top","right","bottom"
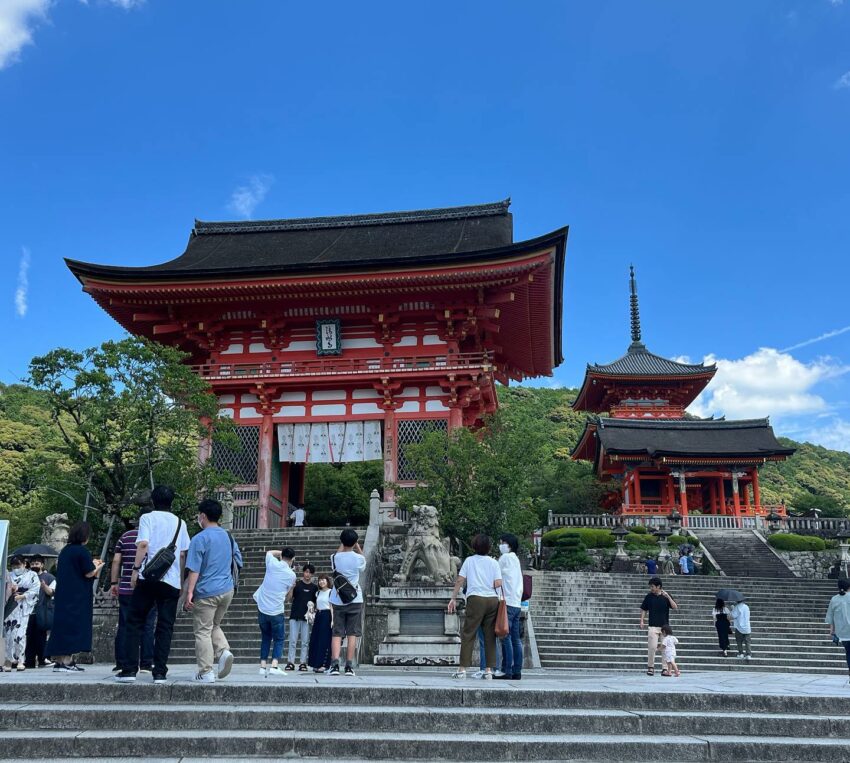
{"left": 829, "top": 0, "right": 844, "bottom": 6}
{"left": 14, "top": 247, "right": 31, "bottom": 318}
{"left": 0, "top": 0, "right": 50, "bottom": 70}
{"left": 227, "top": 174, "right": 274, "bottom": 219}
{"left": 835, "top": 71, "right": 850, "bottom": 90}
{"left": 688, "top": 347, "right": 848, "bottom": 421}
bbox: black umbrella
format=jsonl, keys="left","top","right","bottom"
{"left": 716, "top": 588, "right": 745, "bottom": 603}
{"left": 10, "top": 543, "right": 59, "bottom": 558}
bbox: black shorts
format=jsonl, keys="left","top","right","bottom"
{"left": 332, "top": 602, "right": 363, "bottom": 638}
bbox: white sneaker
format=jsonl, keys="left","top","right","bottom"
{"left": 483, "top": 672, "right": 493, "bottom": 680}
{"left": 194, "top": 670, "right": 216, "bottom": 683}
{"left": 745, "top": 655, "right": 752, "bottom": 662}
{"left": 493, "top": 670, "right": 506, "bottom": 677}
{"left": 267, "top": 666, "right": 286, "bottom": 677}
{"left": 258, "top": 667, "right": 268, "bottom": 677}
{"left": 736, "top": 654, "right": 745, "bottom": 660}
{"left": 216, "top": 649, "right": 234, "bottom": 679}
{"left": 471, "top": 669, "right": 486, "bottom": 679}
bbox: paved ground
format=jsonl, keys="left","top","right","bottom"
{"left": 3, "top": 663, "right": 849, "bottom": 698}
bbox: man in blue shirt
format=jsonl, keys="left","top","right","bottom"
{"left": 185, "top": 499, "right": 243, "bottom": 683}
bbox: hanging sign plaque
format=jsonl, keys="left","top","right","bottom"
{"left": 316, "top": 318, "right": 342, "bottom": 356}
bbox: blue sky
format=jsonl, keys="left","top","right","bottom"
{"left": 2, "top": 1, "right": 850, "bottom": 451}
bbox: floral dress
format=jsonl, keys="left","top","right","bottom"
{"left": 4, "top": 568, "right": 40, "bottom": 664}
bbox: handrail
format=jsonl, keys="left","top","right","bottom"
{"left": 191, "top": 351, "right": 492, "bottom": 382}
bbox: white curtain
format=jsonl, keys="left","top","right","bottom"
{"left": 277, "top": 420, "right": 383, "bottom": 464}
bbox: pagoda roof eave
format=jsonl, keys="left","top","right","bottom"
{"left": 65, "top": 227, "right": 567, "bottom": 284}
{"left": 572, "top": 368, "right": 715, "bottom": 412}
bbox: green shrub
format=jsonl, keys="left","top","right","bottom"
{"left": 630, "top": 525, "right": 649, "bottom": 535}
{"left": 547, "top": 536, "right": 594, "bottom": 571}
{"left": 625, "top": 532, "right": 657, "bottom": 546}
{"left": 767, "top": 533, "right": 827, "bottom": 552}
{"left": 542, "top": 527, "right": 615, "bottom": 548}
{"left": 668, "top": 534, "right": 701, "bottom": 548}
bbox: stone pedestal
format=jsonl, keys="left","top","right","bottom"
{"left": 374, "top": 586, "right": 460, "bottom": 666}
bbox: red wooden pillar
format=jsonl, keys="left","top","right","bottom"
{"left": 752, "top": 469, "right": 761, "bottom": 510}
{"left": 383, "top": 407, "right": 396, "bottom": 502}
{"left": 447, "top": 402, "right": 463, "bottom": 431}
{"left": 708, "top": 479, "right": 717, "bottom": 515}
{"left": 197, "top": 416, "right": 212, "bottom": 466}
{"left": 717, "top": 476, "right": 726, "bottom": 515}
{"left": 280, "top": 462, "right": 291, "bottom": 509}
{"left": 667, "top": 475, "right": 676, "bottom": 510}
{"left": 256, "top": 414, "right": 275, "bottom": 529}
{"left": 633, "top": 468, "right": 642, "bottom": 508}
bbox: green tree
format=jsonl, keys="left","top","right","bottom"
{"left": 304, "top": 461, "right": 383, "bottom": 526}
{"left": 26, "top": 336, "right": 236, "bottom": 540}
{"left": 400, "top": 412, "right": 543, "bottom": 547}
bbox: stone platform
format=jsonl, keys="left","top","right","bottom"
{"left": 2, "top": 665, "right": 850, "bottom": 761}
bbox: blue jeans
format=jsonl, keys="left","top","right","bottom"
{"left": 500, "top": 606, "right": 523, "bottom": 676}
{"left": 477, "top": 626, "right": 500, "bottom": 671}
{"left": 258, "top": 612, "right": 286, "bottom": 662}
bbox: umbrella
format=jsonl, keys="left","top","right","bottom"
{"left": 716, "top": 588, "right": 745, "bottom": 603}
{"left": 10, "top": 543, "right": 59, "bottom": 558}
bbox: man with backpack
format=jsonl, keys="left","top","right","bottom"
{"left": 327, "top": 528, "right": 366, "bottom": 676}
{"left": 116, "top": 485, "right": 190, "bottom": 684}
{"left": 184, "top": 498, "right": 243, "bottom": 683}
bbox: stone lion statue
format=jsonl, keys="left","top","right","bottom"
{"left": 393, "top": 505, "right": 459, "bottom": 585}
{"left": 41, "top": 513, "right": 70, "bottom": 554}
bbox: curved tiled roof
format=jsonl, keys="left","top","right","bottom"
{"left": 587, "top": 343, "right": 715, "bottom": 377}
{"left": 594, "top": 417, "right": 795, "bottom": 458}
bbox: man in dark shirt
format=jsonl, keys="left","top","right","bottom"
{"left": 286, "top": 564, "right": 317, "bottom": 671}
{"left": 110, "top": 509, "right": 156, "bottom": 673}
{"left": 639, "top": 576, "right": 678, "bottom": 675}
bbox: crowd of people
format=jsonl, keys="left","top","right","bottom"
{"left": 6, "top": 493, "right": 850, "bottom": 683}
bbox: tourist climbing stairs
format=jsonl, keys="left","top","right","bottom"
{"left": 695, "top": 528, "right": 797, "bottom": 578}
{"left": 168, "top": 526, "right": 365, "bottom": 664}
{"left": 532, "top": 572, "right": 845, "bottom": 674}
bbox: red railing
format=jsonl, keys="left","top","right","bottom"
{"left": 192, "top": 351, "right": 492, "bottom": 382}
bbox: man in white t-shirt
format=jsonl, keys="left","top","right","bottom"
{"left": 290, "top": 507, "right": 306, "bottom": 528}
{"left": 327, "top": 528, "right": 366, "bottom": 677}
{"left": 253, "top": 547, "right": 297, "bottom": 676}
{"left": 117, "top": 485, "right": 190, "bottom": 684}
{"left": 494, "top": 533, "right": 523, "bottom": 680}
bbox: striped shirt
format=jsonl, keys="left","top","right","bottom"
{"left": 115, "top": 528, "right": 140, "bottom": 596}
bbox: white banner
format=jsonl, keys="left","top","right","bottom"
{"left": 277, "top": 420, "right": 383, "bottom": 464}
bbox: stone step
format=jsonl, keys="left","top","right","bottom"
{"left": 6, "top": 701, "right": 850, "bottom": 738}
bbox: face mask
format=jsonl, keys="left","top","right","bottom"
{"left": 498, "top": 544, "right": 510, "bottom": 555}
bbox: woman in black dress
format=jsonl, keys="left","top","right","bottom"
{"left": 713, "top": 597, "right": 732, "bottom": 657}
{"left": 307, "top": 574, "right": 334, "bottom": 672}
{"left": 46, "top": 522, "right": 104, "bottom": 672}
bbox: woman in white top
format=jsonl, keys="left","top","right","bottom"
{"left": 308, "top": 574, "right": 334, "bottom": 672}
{"left": 825, "top": 578, "right": 850, "bottom": 683}
{"left": 448, "top": 534, "right": 503, "bottom": 679}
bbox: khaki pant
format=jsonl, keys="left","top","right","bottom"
{"left": 647, "top": 626, "right": 663, "bottom": 668}
{"left": 735, "top": 630, "right": 752, "bottom": 656}
{"left": 460, "top": 596, "right": 499, "bottom": 669}
{"left": 192, "top": 591, "right": 233, "bottom": 674}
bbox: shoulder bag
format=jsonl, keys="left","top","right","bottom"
{"left": 228, "top": 531, "right": 241, "bottom": 593}
{"left": 331, "top": 553, "right": 358, "bottom": 605}
{"left": 494, "top": 584, "right": 509, "bottom": 639}
{"left": 142, "top": 516, "right": 183, "bottom": 583}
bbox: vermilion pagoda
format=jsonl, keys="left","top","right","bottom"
{"left": 572, "top": 268, "right": 794, "bottom": 521}
{"left": 67, "top": 200, "right": 567, "bottom": 528}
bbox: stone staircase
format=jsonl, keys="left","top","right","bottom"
{"left": 532, "top": 572, "right": 846, "bottom": 674}
{"left": 4, "top": 673, "right": 850, "bottom": 760}
{"left": 168, "top": 526, "right": 365, "bottom": 664}
{"left": 695, "top": 529, "right": 796, "bottom": 578}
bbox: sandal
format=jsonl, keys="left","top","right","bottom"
{"left": 661, "top": 669, "right": 671, "bottom": 677}
{"left": 646, "top": 668, "right": 654, "bottom": 676}
{"left": 451, "top": 669, "right": 467, "bottom": 679}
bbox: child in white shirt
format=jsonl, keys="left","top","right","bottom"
{"left": 660, "top": 624, "right": 680, "bottom": 677}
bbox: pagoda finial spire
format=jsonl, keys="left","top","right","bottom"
{"left": 629, "top": 264, "right": 643, "bottom": 347}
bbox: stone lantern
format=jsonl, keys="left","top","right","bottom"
{"left": 836, "top": 524, "right": 850, "bottom": 579}
{"left": 668, "top": 508, "right": 682, "bottom": 535}
{"left": 766, "top": 509, "right": 783, "bottom": 535}
{"left": 653, "top": 524, "right": 673, "bottom": 566}
{"left": 612, "top": 523, "right": 629, "bottom": 559}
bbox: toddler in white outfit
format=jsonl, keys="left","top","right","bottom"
{"left": 661, "top": 623, "right": 680, "bottom": 677}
